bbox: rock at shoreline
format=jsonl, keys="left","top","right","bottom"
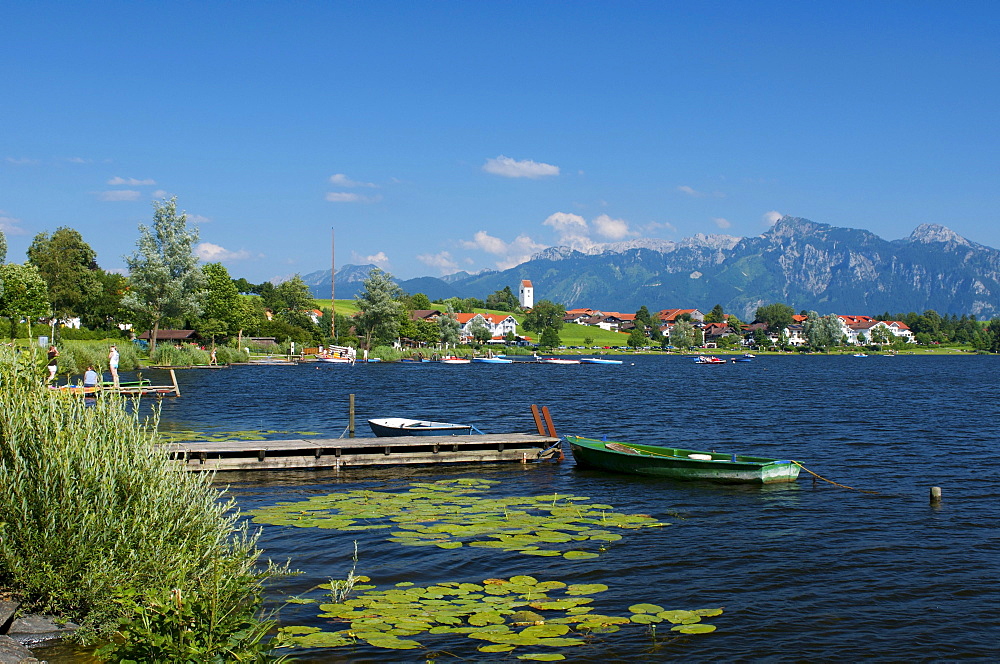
{"left": 5, "top": 616, "right": 77, "bottom": 645}
{"left": 0, "top": 635, "right": 40, "bottom": 664}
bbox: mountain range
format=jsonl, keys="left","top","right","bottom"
{"left": 299, "top": 216, "right": 1000, "bottom": 319}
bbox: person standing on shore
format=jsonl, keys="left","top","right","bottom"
{"left": 108, "top": 344, "right": 120, "bottom": 387}
{"left": 46, "top": 344, "right": 59, "bottom": 384}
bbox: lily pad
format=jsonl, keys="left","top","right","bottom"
{"left": 629, "top": 603, "right": 664, "bottom": 614}
{"left": 672, "top": 623, "right": 717, "bottom": 634}
{"left": 517, "top": 653, "right": 567, "bottom": 661}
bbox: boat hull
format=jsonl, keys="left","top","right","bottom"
{"left": 566, "top": 436, "right": 800, "bottom": 484}
{"left": 471, "top": 357, "right": 513, "bottom": 364}
{"left": 579, "top": 358, "right": 623, "bottom": 365}
{"left": 368, "top": 418, "right": 473, "bottom": 437}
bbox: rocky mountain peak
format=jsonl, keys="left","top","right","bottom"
{"left": 907, "top": 224, "right": 971, "bottom": 246}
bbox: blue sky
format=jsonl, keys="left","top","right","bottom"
{"left": 2, "top": 1, "right": 998, "bottom": 283}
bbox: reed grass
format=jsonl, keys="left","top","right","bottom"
{"left": 0, "top": 345, "right": 281, "bottom": 656}
{"left": 56, "top": 340, "right": 140, "bottom": 376}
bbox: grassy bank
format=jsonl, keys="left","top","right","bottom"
{"left": 0, "top": 345, "right": 283, "bottom": 659}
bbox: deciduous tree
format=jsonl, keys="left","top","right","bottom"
{"left": 354, "top": 268, "right": 404, "bottom": 348}
{"left": 0, "top": 263, "right": 49, "bottom": 340}
{"left": 27, "top": 227, "right": 102, "bottom": 324}
{"left": 522, "top": 300, "right": 565, "bottom": 333}
{"left": 438, "top": 306, "right": 460, "bottom": 346}
{"left": 122, "top": 198, "right": 205, "bottom": 356}
{"left": 755, "top": 302, "right": 795, "bottom": 333}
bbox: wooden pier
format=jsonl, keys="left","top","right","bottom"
{"left": 165, "top": 433, "right": 563, "bottom": 472}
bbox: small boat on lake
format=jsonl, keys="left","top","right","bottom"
{"left": 579, "top": 357, "right": 624, "bottom": 365}
{"left": 566, "top": 435, "right": 800, "bottom": 484}
{"left": 471, "top": 357, "right": 514, "bottom": 364}
{"left": 368, "top": 417, "right": 477, "bottom": 437}
{"left": 694, "top": 356, "right": 726, "bottom": 364}
{"left": 439, "top": 356, "right": 471, "bottom": 364}
{"left": 540, "top": 358, "right": 581, "bottom": 364}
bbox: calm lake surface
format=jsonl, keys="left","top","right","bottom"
{"left": 149, "top": 355, "right": 998, "bottom": 661}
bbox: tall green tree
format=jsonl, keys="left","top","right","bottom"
{"left": 122, "top": 197, "right": 205, "bottom": 356}
{"left": 669, "top": 319, "right": 696, "bottom": 348}
{"left": 27, "top": 227, "right": 102, "bottom": 324}
{"left": 438, "top": 306, "right": 461, "bottom": 346}
{"left": 80, "top": 270, "right": 130, "bottom": 331}
{"left": 634, "top": 305, "right": 653, "bottom": 328}
{"left": 803, "top": 311, "right": 844, "bottom": 350}
{"left": 522, "top": 300, "right": 566, "bottom": 333}
{"left": 354, "top": 268, "right": 404, "bottom": 348}
{"left": 539, "top": 326, "right": 561, "bottom": 348}
{"left": 0, "top": 228, "right": 7, "bottom": 264}
{"left": 468, "top": 316, "right": 491, "bottom": 345}
{"left": 485, "top": 286, "right": 519, "bottom": 312}
{"left": 198, "top": 263, "right": 242, "bottom": 344}
{"left": 0, "top": 263, "right": 50, "bottom": 340}
{"left": 755, "top": 303, "right": 795, "bottom": 333}
{"left": 627, "top": 326, "right": 647, "bottom": 348}
{"left": 704, "top": 304, "right": 725, "bottom": 324}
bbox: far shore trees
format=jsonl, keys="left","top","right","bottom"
{"left": 438, "top": 305, "right": 460, "bottom": 346}
{"left": 755, "top": 302, "right": 795, "bottom": 333}
{"left": 669, "top": 318, "right": 696, "bottom": 349}
{"left": 122, "top": 198, "right": 205, "bottom": 356}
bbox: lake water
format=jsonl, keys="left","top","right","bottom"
{"left": 136, "top": 355, "right": 1000, "bottom": 660}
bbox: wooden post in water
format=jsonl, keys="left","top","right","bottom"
{"left": 930, "top": 486, "right": 942, "bottom": 504}
{"left": 170, "top": 369, "right": 180, "bottom": 397}
{"left": 530, "top": 405, "right": 545, "bottom": 436}
{"left": 349, "top": 393, "right": 355, "bottom": 438}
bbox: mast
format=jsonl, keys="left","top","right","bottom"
{"left": 331, "top": 228, "right": 336, "bottom": 341}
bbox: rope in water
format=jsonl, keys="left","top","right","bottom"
{"left": 791, "top": 460, "right": 879, "bottom": 494}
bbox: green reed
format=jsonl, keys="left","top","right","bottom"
{"left": 0, "top": 345, "right": 281, "bottom": 657}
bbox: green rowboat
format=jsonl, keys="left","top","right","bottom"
{"left": 566, "top": 435, "right": 800, "bottom": 484}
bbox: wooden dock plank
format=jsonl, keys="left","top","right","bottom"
{"left": 163, "top": 433, "right": 562, "bottom": 471}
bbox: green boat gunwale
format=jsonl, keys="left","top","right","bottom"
{"left": 565, "top": 435, "right": 801, "bottom": 484}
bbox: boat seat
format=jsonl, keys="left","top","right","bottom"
{"left": 606, "top": 442, "right": 641, "bottom": 455}
{"left": 687, "top": 453, "right": 713, "bottom": 460}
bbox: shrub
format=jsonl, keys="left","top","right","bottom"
{"left": 151, "top": 343, "right": 210, "bottom": 366}
{"left": 0, "top": 345, "right": 282, "bottom": 657}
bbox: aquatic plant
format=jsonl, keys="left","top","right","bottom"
{"left": 250, "top": 478, "right": 667, "bottom": 557}
{"left": 0, "top": 344, "right": 283, "bottom": 658}
{"left": 277, "top": 574, "right": 722, "bottom": 657}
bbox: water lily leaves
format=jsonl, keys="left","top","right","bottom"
{"left": 671, "top": 623, "right": 717, "bottom": 634}
{"left": 250, "top": 479, "right": 664, "bottom": 558}
{"left": 629, "top": 613, "right": 662, "bottom": 624}
{"left": 563, "top": 551, "right": 599, "bottom": 560}
{"left": 658, "top": 610, "right": 700, "bottom": 624}
{"left": 509, "top": 610, "right": 546, "bottom": 625}
{"left": 521, "top": 624, "right": 570, "bottom": 638}
{"left": 510, "top": 575, "right": 538, "bottom": 585}
{"left": 518, "top": 653, "right": 567, "bottom": 660}
{"left": 279, "top": 625, "right": 321, "bottom": 635}
{"left": 480, "top": 644, "right": 517, "bottom": 653}
{"left": 695, "top": 608, "right": 724, "bottom": 617}
{"left": 566, "top": 583, "right": 608, "bottom": 595}
{"left": 469, "top": 611, "right": 506, "bottom": 626}
{"left": 629, "top": 603, "right": 664, "bottom": 614}
{"left": 362, "top": 635, "right": 422, "bottom": 649}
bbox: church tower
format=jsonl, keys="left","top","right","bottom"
{"left": 519, "top": 279, "right": 534, "bottom": 309}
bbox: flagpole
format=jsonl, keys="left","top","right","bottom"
{"left": 331, "top": 228, "right": 336, "bottom": 341}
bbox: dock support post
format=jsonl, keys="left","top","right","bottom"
{"left": 170, "top": 369, "right": 180, "bottom": 397}
{"left": 349, "top": 393, "right": 355, "bottom": 438}
{"left": 930, "top": 486, "right": 942, "bottom": 504}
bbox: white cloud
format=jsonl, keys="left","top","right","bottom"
{"left": 97, "top": 190, "right": 141, "bottom": 201}
{"left": 712, "top": 217, "right": 732, "bottom": 229}
{"left": 482, "top": 155, "right": 559, "bottom": 179}
{"left": 329, "top": 173, "right": 376, "bottom": 188}
{"left": 326, "top": 192, "right": 380, "bottom": 203}
{"left": 108, "top": 176, "right": 156, "bottom": 186}
{"left": 349, "top": 251, "right": 390, "bottom": 269}
{"left": 195, "top": 242, "right": 252, "bottom": 261}
{"left": 0, "top": 212, "right": 28, "bottom": 235}
{"left": 763, "top": 210, "right": 783, "bottom": 225}
{"left": 186, "top": 214, "right": 211, "bottom": 224}
{"left": 459, "top": 231, "right": 547, "bottom": 270}
{"left": 5, "top": 157, "right": 40, "bottom": 165}
{"left": 152, "top": 189, "right": 168, "bottom": 198}
{"left": 643, "top": 220, "right": 678, "bottom": 233}
{"left": 677, "top": 184, "right": 724, "bottom": 198}
{"left": 417, "top": 251, "right": 460, "bottom": 274}
{"left": 66, "top": 157, "right": 91, "bottom": 164}
{"left": 542, "top": 211, "right": 595, "bottom": 251}
{"left": 593, "top": 214, "right": 633, "bottom": 240}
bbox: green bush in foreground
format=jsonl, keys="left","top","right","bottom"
{"left": 0, "top": 345, "right": 282, "bottom": 658}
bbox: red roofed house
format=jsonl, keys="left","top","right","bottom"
{"left": 657, "top": 309, "right": 705, "bottom": 323}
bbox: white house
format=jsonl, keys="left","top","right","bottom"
{"left": 519, "top": 280, "right": 534, "bottom": 309}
